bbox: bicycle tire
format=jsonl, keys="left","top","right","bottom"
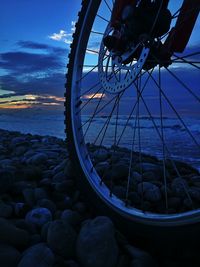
{"left": 65, "top": 0, "right": 200, "bottom": 245}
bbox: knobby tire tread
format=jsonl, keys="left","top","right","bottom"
{"left": 64, "top": 0, "right": 200, "bottom": 248}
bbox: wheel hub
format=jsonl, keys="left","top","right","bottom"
{"left": 99, "top": 1, "right": 172, "bottom": 94}
{"left": 98, "top": 25, "right": 150, "bottom": 94}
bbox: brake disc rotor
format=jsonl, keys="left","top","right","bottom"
{"left": 98, "top": 25, "right": 150, "bottom": 94}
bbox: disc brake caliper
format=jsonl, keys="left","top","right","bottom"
{"left": 103, "top": 0, "right": 172, "bottom": 68}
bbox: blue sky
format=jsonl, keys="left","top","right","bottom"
{"left": 0, "top": 0, "right": 199, "bottom": 116}
{"left": 0, "top": 0, "right": 81, "bottom": 109}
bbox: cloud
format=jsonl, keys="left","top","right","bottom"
{"left": 0, "top": 91, "right": 66, "bottom": 110}
{"left": 48, "top": 21, "right": 76, "bottom": 45}
{"left": 17, "top": 41, "right": 51, "bottom": 50}
{"left": 0, "top": 40, "right": 68, "bottom": 78}
{"left": 49, "top": 30, "right": 68, "bottom": 41}
{"left": 48, "top": 30, "right": 72, "bottom": 45}
{"left": 71, "top": 21, "right": 76, "bottom": 32}
{"left": 16, "top": 41, "right": 67, "bottom": 55}
{"left": 0, "top": 72, "right": 66, "bottom": 97}
{"left": 0, "top": 51, "right": 65, "bottom": 76}
{"left": 0, "top": 40, "right": 68, "bottom": 101}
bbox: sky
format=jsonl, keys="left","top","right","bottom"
{"left": 0, "top": 0, "right": 199, "bottom": 116}
{"left": 0, "top": 0, "right": 81, "bottom": 109}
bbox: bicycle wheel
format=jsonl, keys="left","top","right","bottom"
{"left": 65, "top": 0, "right": 200, "bottom": 242}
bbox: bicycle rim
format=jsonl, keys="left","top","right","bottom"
{"left": 65, "top": 0, "right": 200, "bottom": 226}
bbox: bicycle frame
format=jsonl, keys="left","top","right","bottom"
{"left": 111, "top": 0, "right": 200, "bottom": 53}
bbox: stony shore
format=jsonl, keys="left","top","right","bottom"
{"left": 0, "top": 128, "right": 200, "bottom": 267}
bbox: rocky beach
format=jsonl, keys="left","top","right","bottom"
{"left": 0, "top": 128, "right": 200, "bottom": 267}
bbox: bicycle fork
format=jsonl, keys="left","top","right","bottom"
{"left": 111, "top": 0, "right": 199, "bottom": 54}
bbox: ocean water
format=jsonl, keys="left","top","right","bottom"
{"left": 0, "top": 110, "right": 200, "bottom": 170}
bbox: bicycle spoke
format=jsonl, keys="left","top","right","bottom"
{"left": 91, "top": 30, "right": 104, "bottom": 36}
{"left": 97, "top": 14, "right": 110, "bottom": 23}
{"left": 134, "top": 78, "right": 194, "bottom": 207}
{"left": 103, "top": 0, "right": 112, "bottom": 13}
{"left": 164, "top": 66, "right": 200, "bottom": 103}
{"left": 78, "top": 86, "right": 103, "bottom": 114}
{"left": 109, "top": 93, "right": 122, "bottom": 195}
{"left": 136, "top": 76, "right": 144, "bottom": 210}
{"left": 83, "top": 89, "right": 106, "bottom": 138}
{"left": 66, "top": 0, "right": 200, "bottom": 220}
{"left": 173, "top": 52, "right": 200, "bottom": 60}
{"left": 173, "top": 54, "right": 200, "bottom": 70}
{"left": 116, "top": 68, "right": 154, "bottom": 146}
{"left": 125, "top": 110, "right": 138, "bottom": 205}
{"left": 158, "top": 66, "right": 168, "bottom": 212}
{"left": 81, "top": 82, "right": 103, "bottom": 99}
{"left": 148, "top": 70, "right": 200, "bottom": 150}
{"left": 78, "top": 55, "right": 108, "bottom": 82}
{"left": 86, "top": 48, "right": 99, "bottom": 54}
{"left": 93, "top": 92, "right": 123, "bottom": 146}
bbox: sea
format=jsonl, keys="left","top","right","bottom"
{"left": 0, "top": 109, "right": 200, "bottom": 171}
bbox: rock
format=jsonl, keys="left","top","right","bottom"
{"left": 143, "top": 201, "right": 152, "bottom": 210}
{"left": 28, "top": 153, "right": 48, "bottom": 165}
{"left": 61, "top": 209, "right": 81, "bottom": 226}
{"left": 117, "top": 254, "right": 131, "bottom": 267}
{"left": 111, "top": 162, "right": 129, "bottom": 179}
{"left": 41, "top": 222, "right": 51, "bottom": 241}
{"left": 11, "top": 181, "right": 32, "bottom": 195}
{"left": 160, "top": 185, "right": 173, "bottom": 198}
{"left": 183, "top": 198, "right": 193, "bottom": 209}
{"left": 130, "top": 258, "right": 157, "bottom": 267}
{"left": 0, "top": 144, "right": 6, "bottom": 154}
{"left": 73, "top": 202, "right": 87, "bottom": 215}
{"left": 11, "top": 136, "right": 27, "bottom": 146}
{"left": 52, "top": 171, "right": 66, "bottom": 183}
{"left": 168, "top": 197, "right": 182, "bottom": 209}
{"left": 0, "top": 169, "right": 14, "bottom": 194}
{"left": 188, "top": 187, "right": 200, "bottom": 201}
{"left": 0, "top": 218, "right": 29, "bottom": 247}
{"left": 25, "top": 208, "right": 52, "bottom": 227}
{"left": 14, "top": 203, "right": 30, "bottom": 217}
{"left": 0, "top": 202, "right": 13, "bottom": 218}
{"left": 129, "top": 192, "right": 141, "bottom": 205}
{"left": 47, "top": 220, "right": 77, "bottom": 259}
{"left": 34, "top": 188, "right": 48, "bottom": 201}
{"left": 52, "top": 159, "right": 68, "bottom": 175}
{"left": 171, "top": 177, "right": 188, "bottom": 197}
{"left": 64, "top": 161, "right": 74, "bottom": 177}
{"left": 191, "top": 176, "right": 200, "bottom": 187}
{"left": 93, "top": 148, "right": 109, "bottom": 161}
{"left": 13, "top": 219, "right": 37, "bottom": 235}
{"left": 29, "top": 234, "right": 41, "bottom": 246}
{"left": 0, "top": 244, "right": 21, "bottom": 267}
{"left": 134, "top": 163, "right": 160, "bottom": 174}
{"left": 41, "top": 170, "right": 53, "bottom": 179}
{"left": 18, "top": 243, "right": 55, "bottom": 267}
{"left": 38, "top": 199, "right": 57, "bottom": 214}
{"left": 0, "top": 159, "right": 13, "bottom": 167}
{"left": 44, "top": 151, "right": 59, "bottom": 159}
{"left": 76, "top": 216, "right": 118, "bottom": 267}
{"left": 131, "top": 172, "right": 142, "bottom": 184}
{"left": 23, "top": 188, "right": 35, "bottom": 206}
{"left": 64, "top": 260, "right": 79, "bottom": 267}
{"left": 23, "top": 149, "right": 35, "bottom": 159}
{"left": 112, "top": 186, "right": 127, "bottom": 199}
{"left": 55, "top": 180, "right": 74, "bottom": 193}
{"left": 23, "top": 165, "right": 42, "bottom": 181}
{"left": 95, "top": 161, "right": 110, "bottom": 176}
{"left": 14, "top": 146, "right": 27, "bottom": 156}
{"left": 125, "top": 245, "right": 157, "bottom": 267}
{"left": 138, "top": 182, "right": 161, "bottom": 202}
{"left": 143, "top": 171, "right": 160, "bottom": 182}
